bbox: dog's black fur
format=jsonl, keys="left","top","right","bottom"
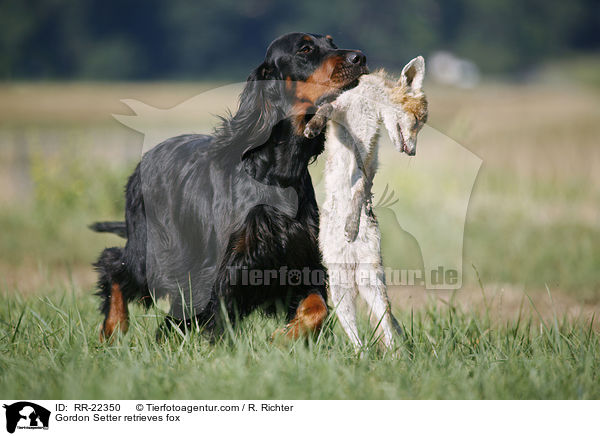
{"left": 92, "top": 33, "right": 367, "bottom": 336}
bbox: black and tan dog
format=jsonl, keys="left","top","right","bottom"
{"left": 91, "top": 33, "right": 368, "bottom": 341}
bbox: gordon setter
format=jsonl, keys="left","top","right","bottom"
{"left": 91, "top": 33, "right": 368, "bottom": 341}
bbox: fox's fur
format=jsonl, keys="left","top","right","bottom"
{"left": 305, "top": 57, "right": 428, "bottom": 349}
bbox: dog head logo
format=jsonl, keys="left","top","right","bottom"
{"left": 3, "top": 402, "right": 50, "bottom": 433}
{"left": 115, "top": 80, "right": 481, "bottom": 294}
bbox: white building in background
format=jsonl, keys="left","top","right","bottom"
{"left": 429, "top": 51, "right": 480, "bottom": 88}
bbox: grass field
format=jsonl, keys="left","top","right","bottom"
{"left": 1, "top": 74, "right": 599, "bottom": 399}
{"left": 1, "top": 287, "right": 599, "bottom": 399}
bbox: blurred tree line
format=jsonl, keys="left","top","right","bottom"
{"left": 0, "top": 0, "right": 598, "bottom": 80}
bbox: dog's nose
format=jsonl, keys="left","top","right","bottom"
{"left": 347, "top": 51, "right": 366, "bottom": 66}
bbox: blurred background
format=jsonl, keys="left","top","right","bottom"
{"left": 1, "top": 0, "right": 599, "bottom": 80}
{"left": 1, "top": 0, "right": 599, "bottom": 318}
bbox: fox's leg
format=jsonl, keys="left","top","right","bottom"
{"left": 355, "top": 263, "right": 401, "bottom": 349}
{"left": 345, "top": 144, "right": 376, "bottom": 242}
{"left": 304, "top": 102, "right": 334, "bottom": 138}
{"left": 329, "top": 276, "right": 362, "bottom": 349}
{"left": 344, "top": 178, "right": 366, "bottom": 242}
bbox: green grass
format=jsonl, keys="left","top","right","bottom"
{"left": 1, "top": 81, "right": 599, "bottom": 399}
{"left": 1, "top": 287, "right": 598, "bottom": 399}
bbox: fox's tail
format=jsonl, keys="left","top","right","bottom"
{"left": 89, "top": 221, "right": 127, "bottom": 238}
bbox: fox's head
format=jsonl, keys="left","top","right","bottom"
{"left": 383, "top": 56, "right": 428, "bottom": 156}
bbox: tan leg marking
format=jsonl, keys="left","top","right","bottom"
{"left": 100, "top": 283, "right": 129, "bottom": 342}
{"left": 273, "top": 293, "right": 328, "bottom": 340}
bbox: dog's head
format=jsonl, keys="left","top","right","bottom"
{"left": 264, "top": 33, "right": 368, "bottom": 104}
{"left": 384, "top": 56, "right": 428, "bottom": 156}
{"left": 230, "top": 33, "right": 368, "bottom": 157}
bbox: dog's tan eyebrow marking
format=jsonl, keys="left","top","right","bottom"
{"left": 326, "top": 35, "right": 333, "bottom": 40}
{"left": 302, "top": 35, "right": 312, "bottom": 41}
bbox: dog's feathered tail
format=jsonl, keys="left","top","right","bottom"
{"left": 89, "top": 221, "right": 127, "bottom": 238}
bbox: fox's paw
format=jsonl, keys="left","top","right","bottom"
{"left": 303, "top": 121, "right": 323, "bottom": 139}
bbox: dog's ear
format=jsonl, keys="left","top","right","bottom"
{"left": 235, "top": 62, "right": 284, "bottom": 159}
{"left": 250, "top": 62, "right": 276, "bottom": 81}
{"left": 399, "top": 56, "right": 425, "bottom": 94}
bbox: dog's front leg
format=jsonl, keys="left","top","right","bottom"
{"left": 100, "top": 282, "right": 129, "bottom": 342}
{"left": 272, "top": 293, "right": 328, "bottom": 340}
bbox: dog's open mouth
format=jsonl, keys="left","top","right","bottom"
{"left": 313, "top": 65, "right": 369, "bottom": 107}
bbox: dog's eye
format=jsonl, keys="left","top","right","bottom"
{"left": 298, "top": 45, "right": 313, "bottom": 54}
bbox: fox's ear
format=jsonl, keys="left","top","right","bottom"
{"left": 399, "top": 56, "right": 425, "bottom": 93}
